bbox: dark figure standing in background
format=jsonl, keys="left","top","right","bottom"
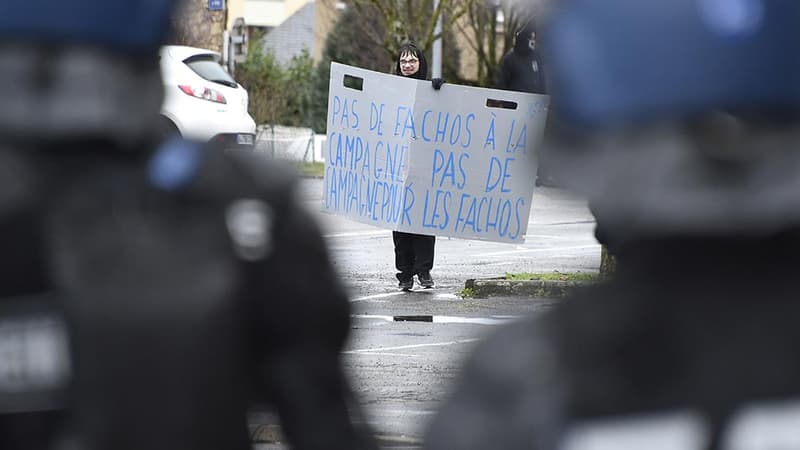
{"left": 496, "top": 19, "right": 553, "bottom": 186}
{"left": 0, "top": 1, "right": 376, "bottom": 450}
{"left": 495, "top": 18, "right": 546, "bottom": 95}
{"left": 391, "top": 42, "right": 442, "bottom": 291}
{"left": 426, "top": 1, "right": 800, "bottom": 449}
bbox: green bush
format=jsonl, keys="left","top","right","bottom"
{"left": 236, "top": 39, "right": 315, "bottom": 128}
{"left": 294, "top": 161, "right": 325, "bottom": 178}
{"left": 504, "top": 272, "right": 598, "bottom": 282}
{"left": 458, "top": 287, "right": 476, "bottom": 298}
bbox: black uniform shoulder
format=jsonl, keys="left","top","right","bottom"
{"left": 0, "top": 145, "right": 44, "bottom": 211}
{"left": 425, "top": 315, "right": 564, "bottom": 450}
{"left": 145, "top": 140, "right": 306, "bottom": 264}
{"left": 146, "top": 139, "right": 299, "bottom": 207}
{"left": 213, "top": 147, "right": 298, "bottom": 196}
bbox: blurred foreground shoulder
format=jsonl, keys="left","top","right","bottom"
{"left": 425, "top": 316, "right": 563, "bottom": 450}
{"left": 148, "top": 139, "right": 299, "bottom": 204}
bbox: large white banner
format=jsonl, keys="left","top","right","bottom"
{"left": 322, "top": 62, "right": 549, "bottom": 243}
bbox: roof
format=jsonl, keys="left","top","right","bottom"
{"left": 260, "top": 1, "right": 315, "bottom": 65}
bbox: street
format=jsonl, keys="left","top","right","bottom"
{"left": 302, "top": 178, "right": 600, "bottom": 298}
{"left": 253, "top": 178, "right": 599, "bottom": 448}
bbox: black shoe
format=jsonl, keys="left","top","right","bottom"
{"left": 399, "top": 279, "right": 414, "bottom": 291}
{"left": 417, "top": 271, "right": 434, "bottom": 288}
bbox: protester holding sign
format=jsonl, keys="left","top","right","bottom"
{"left": 323, "top": 63, "right": 546, "bottom": 244}
{"left": 390, "top": 42, "right": 443, "bottom": 290}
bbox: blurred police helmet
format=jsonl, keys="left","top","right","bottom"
{"left": 543, "top": 0, "right": 800, "bottom": 239}
{"left": 0, "top": 0, "right": 178, "bottom": 142}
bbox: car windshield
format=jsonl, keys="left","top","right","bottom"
{"left": 183, "top": 55, "right": 237, "bottom": 88}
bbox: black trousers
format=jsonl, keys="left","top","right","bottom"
{"left": 392, "top": 231, "right": 435, "bottom": 281}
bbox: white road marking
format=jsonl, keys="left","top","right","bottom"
{"left": 345, "top": 338, "right": 479, "bottom": 355}
{"left": 523, "top": 234, "right": 568, "bottom": 240}
{"left": 346, "top": 352, "right": 420, "bottom": 357}
{"left": 352, "top": 314, "right": 394, "bottom": 322}
{"left": 371, "top": 409, "right": 438, "bottom": 416}
{"left": 351, "top": 314, "right": 518, "bottom": 325}
{"left": 432, "top": 316, "right": 514, "bottom": 325}
{"left": 350, "top": 292, "right": 406, "bottom": 302}
{"left": 474, "top": 244, "right": 600, "bottom": 258}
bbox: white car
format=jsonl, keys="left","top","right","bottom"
{"left": 159, "top": 45, "right": 256, "bottom": 146}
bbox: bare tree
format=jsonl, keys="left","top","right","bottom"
{"left": 451, "top": 0, "right": 529, "bottom": 87}
{"left": 168, "top": 0, "right": 226, "bottom": 53}
{"left": 350, "top": 0, "right": 469, "bottom": 70}
{"left": 348, "top": 0, "right": 542, "bottom": 86}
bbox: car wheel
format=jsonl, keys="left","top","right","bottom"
{"left": 157, "top": 116, "right": 181, "bottom": 141}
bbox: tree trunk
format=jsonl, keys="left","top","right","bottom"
{"left": 168, "top": 0, "right": 227, "bottom": 53}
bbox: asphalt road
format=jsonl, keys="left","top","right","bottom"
{"left": 300, "top": 178, "right": 600, "bottom": 299}
{"left": 252, "top": 178, "right": 600, "bottom": 448}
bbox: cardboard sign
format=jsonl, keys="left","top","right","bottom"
{"left": 323, "top": 62, "right": 549, "bottom": 243}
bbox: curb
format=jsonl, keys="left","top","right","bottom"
{"left": 250, "top": 424, "right": 422, "bottom": 447}
{"left": 464, "top": 278, "right": 592, "bottom": 299}
{"left": 373, "top": 434, "right": 424, "bottom": 447}
{"left": 250, "top": 424, "right": 283, "bottom": 443}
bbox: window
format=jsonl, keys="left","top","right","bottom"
{"left": 183, "top": 55, "right": 238, "bottom": 88}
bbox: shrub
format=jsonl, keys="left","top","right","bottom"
{"left": 236, "top": 37, "right": 315, "bottom": 128}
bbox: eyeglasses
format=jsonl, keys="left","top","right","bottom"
{"left": 399, "top": 59, "right": 419, "bottom": 66}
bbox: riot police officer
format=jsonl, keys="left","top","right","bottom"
{"left": 426, "top": 0, "right": 800, "bottom": 449}
{"left": 0, "top": 1, "right": 376, "bottom": 450}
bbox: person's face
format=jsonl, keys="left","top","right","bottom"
{"left": 528, "top": 32, "right": 537, "bottom": 50}
{"left": 399, "top": 51, "right": 420, "bottom": 76}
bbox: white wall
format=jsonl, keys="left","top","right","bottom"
{"left": 243, "top": 0, "right": 286, "bottom": 27}
{"left": 241, "top": 0, "right": 311, "bottom": 27}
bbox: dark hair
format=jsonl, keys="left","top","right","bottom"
{"left": 395, "top": 42, "right": 428, "bottom": 80}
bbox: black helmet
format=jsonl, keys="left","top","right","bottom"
{"left": 0, "top": 0, "right": 179, "bottom": 141}
{"left": 543, "top": 0, "right": 800, "bottom": 239}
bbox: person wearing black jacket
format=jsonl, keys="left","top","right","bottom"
{"left": 495, "top": 19, "right": 546, "bottom": 95}
{"left": 0, "top": 2, "right": 376, "bottom": 450}
{"left": 391, "top": 42, "right": 442, "bottom": 290}
{"left": 496, "top": 19, "right": 554, "bottom": 186}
